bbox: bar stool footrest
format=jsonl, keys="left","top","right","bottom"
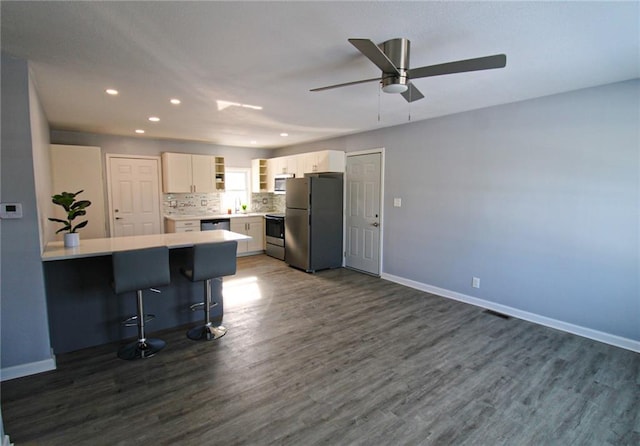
{"left": 189, "top": 302, "right": 218, "bottom": 312}
{"left": 121, "top": 313, "right": 156, "bottom": 327}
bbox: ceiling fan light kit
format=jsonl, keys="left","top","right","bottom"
{"left": 312, "top": 37, "right": 506, "bottom": 103}
{"left": 381, "top": 82, "right": 408, "bottom": 94}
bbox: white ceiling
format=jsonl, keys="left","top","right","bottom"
{"left": 1, "top": 1, "right": 638, "bottom": 149}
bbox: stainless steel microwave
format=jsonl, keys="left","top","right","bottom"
{"left": 274, "top": 173, "right": 295, "bottom": 194}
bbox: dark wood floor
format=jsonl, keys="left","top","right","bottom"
{"left": 2, "top": 255, "right": 639, "bottom": 445}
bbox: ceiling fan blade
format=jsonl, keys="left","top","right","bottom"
{"left": 401, "top": 83, "right": 425, "bottom": 103}
{"left": 310, "top": 77, "right": 380, "bottom": 92}
{"left": 408, "top": 54, "right": 506, "bottom": 79}
{"left": 348, "top": 38, "right": 400, "bottom": 75}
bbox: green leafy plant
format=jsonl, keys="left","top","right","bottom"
{"left": 48, "top": 190, "right": 92, "bottom": 234}
{"left": 241, "top": 204, "right": 247, "bottom": 212}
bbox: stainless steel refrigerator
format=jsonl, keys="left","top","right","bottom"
{"left": 285, "top": 176, "right": 343, "bottom": 272}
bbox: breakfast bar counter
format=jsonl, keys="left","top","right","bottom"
{"left": 42, "top": 230, "right": 249, "bottom": 354}
{"left": 42, "top": 229, "right": 249, "bottom": 261}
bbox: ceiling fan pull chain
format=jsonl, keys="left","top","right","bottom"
{"left": 377, "top": 82, "right": 381, "bottom": 123}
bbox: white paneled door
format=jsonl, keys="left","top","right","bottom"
{"left": 345, "top": 152, "right": 382, "bottom": 275}
{"left": 108, "top": 156, "right": 162, "bottom": 237}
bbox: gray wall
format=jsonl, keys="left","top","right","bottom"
{"left": 1, "top": 54, "right": 53, "bottom": 369}
{"left": 276, "top": 80, "right": 640, "bottom": 342}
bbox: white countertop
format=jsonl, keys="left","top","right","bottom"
{"left": 42, "top": 230, "right": 250, "bottom": 262}
{"left": 164, "top": 212, "right": 268, "bottom": 221}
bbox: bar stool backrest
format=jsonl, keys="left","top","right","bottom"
{"left": 190, "top": 241, "right": 238, "bottom": 282}
{"left": 112, "top": 246, "right": 171, "bottom": 294}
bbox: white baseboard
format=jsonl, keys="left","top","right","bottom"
{"left": 381, "top": 272, "right": 640, "bottom": 353}
{"left": 0, "top": 356, "right": 56, "bottom": 382}
{"left": 3, "top": 434, "right": 13, "bottom": 446}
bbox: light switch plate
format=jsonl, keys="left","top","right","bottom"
{"left": 393, "top": 198, "right": 402, "bottom": 207}
{"left": 0, "top": 202, "right": 23, "bottom": 219}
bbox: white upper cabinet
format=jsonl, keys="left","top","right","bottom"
{"left": 162, "top": 152, "right": 224, "bottom": 193}
{"left": 258, "top": 150, "right": 346, "bottom": 192}
{"left": 191, "top": 154, "right": 217, "bottom": 193}
{"left": 162, "top": 153, "right": 191, "bottom": 193}
{"left": 269, "top": 156, "right": 298, "bottom": 176}
{"left": 266, "top": 156, "right": 297, "bottom": 192}
{"left": 301, "top": 150, "right": 345, "bottom": 174}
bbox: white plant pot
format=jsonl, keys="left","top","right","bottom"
{"left": 64, "top": 233, "right": 80, "bottom": 248}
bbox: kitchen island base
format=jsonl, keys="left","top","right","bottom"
{"left": 44, "top": 247, "right": 224, "bottom": 354}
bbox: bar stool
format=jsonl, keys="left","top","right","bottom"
{"left": 112, "top": 246, "right": 171, "bottom": 360}
{"left": 181, "top": 241, "right": 237, "bottom": 341}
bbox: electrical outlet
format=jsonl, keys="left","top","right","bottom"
{"left": 472, "top": 277, "right": 481, "bottom": 289}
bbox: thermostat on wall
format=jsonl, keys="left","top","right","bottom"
{"left": 0, "top": 203, "right": 23, "bottom": 219}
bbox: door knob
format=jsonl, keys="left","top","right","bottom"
{"left": 372, "top": 222, "right": 379, "bottom": 227}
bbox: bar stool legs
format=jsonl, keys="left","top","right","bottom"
{"left": 112, "top": 246, "right": 170, "bottom": 360}
{"left": 187, "top": 278, "right": 227, "bottom": 341}
{"left": 118, "top": 289, "right": 167, "bottom": 359}
{"left": 181, "top": 241, "right": 237, "bottom": 342}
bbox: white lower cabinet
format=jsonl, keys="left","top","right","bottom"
{"left": 165, "top": 219, "right": 201, "bottom": 233}
{"left": 230, "top": 217, "right": 264, "bottom": 255}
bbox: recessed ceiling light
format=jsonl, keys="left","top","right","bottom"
{"left": 280, "top": 133, "right": 289, "bottom": 137}
{"left": 170, "top": 98, "right": 181, "bottom": 105}
{"left": 135, "top": 129, "right": 145, "bottom": 134}
{"left": 105, "top": 89, "right": 119, "bottom": 95}
{"left": 148, "top": 116, "right": 160, "bottom": 122}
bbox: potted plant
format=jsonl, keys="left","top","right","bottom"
{"left": 241, "top": 204, "right": 248, "bottom": 213}
{"left": 48, "top": 190, "right": 92, "bottom": 247}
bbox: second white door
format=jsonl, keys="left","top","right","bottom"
{"left": 109, "top": 156, "right": 162, "bottom": 237}
{"left": 345, "top": 152, "right": 382, "bottom": 275}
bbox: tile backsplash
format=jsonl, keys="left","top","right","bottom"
{"left": 163, "top": 192, "right": 285, "bottom": 216}
{"left": 163, "top": 192, "right": 223, "bottom": 216}
{"left": 251, "top": 193, "right": 285, "bottom": 214}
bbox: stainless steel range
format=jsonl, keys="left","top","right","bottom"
{"left": 264, "top": 213, "right": 285, "bottom": 260}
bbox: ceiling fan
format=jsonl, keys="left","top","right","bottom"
{"left": 311, "top": 38, "right": 507, "bottom": 102}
